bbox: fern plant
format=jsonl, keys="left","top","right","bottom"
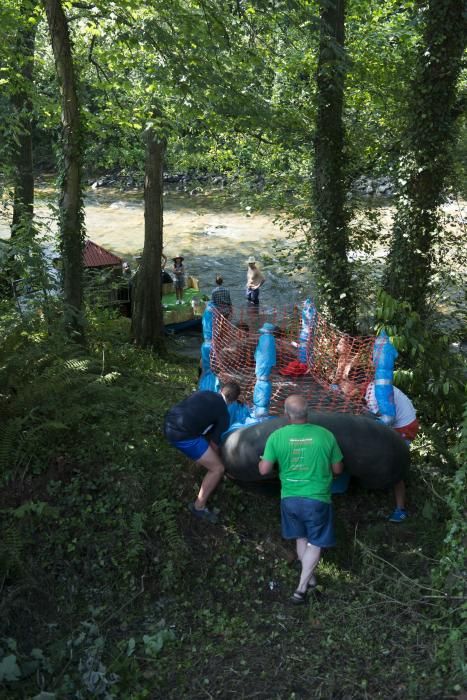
{"left": 151, "top": 498, "right": 187, "bottom": 590}
{"left": 0, "top": 521, "right": 24, "bottom": 579}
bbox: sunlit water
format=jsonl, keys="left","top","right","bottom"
{"left": 1, "top": 182, "right": 465, "bottom": 325}
{"left": 0, "top": 185, "right": 309, "bottom": 310}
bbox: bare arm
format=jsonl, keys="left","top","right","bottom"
{"left": 258, "top": 458, "right": 275, "bottom": 475}
{"left": 332, "top": 461, "right": 344, "bottom": 476}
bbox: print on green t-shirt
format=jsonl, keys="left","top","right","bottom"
{"left": 262, "top": 423, "right": 343, "bottom": 502}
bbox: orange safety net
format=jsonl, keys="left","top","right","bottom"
{"left": 210, "top": 305, "right": 378, "bottom": 415}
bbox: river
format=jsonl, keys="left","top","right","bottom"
{"left": 1, "top": 182, "right": 309, "bottom": 310}
{"left": 1, "top": 180, "right": 465, "bottom": 325}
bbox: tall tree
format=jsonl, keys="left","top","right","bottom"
{"left": 131, "top": 117, "right": 166, "bottom": 352}
{"left": 11, "top": 0, "right": 38, "bottom": 237}
{"left": 312, "top": 0, "right": 355, "bottom": 332}
{"left": 43, "top": 0, "right": 84, "bottom": 336}
{"left": 383, "top": 0, "right": 466, "bottom": 315}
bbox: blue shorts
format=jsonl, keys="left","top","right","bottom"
{"left": 280, "top": 497, "right": 336, "bottom": 548}
{"left": 169, "top": 436, "right": 209, "bottom": 461}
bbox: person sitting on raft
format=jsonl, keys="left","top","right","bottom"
{"left": 164, "top": 382, "right": 241, "bottom": 523}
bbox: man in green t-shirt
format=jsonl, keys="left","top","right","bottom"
{"left": 259, "top": 394, "right": 343, "bottom": 605}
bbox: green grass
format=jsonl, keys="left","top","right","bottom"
{"left": 162, "top": 286, "right": 200, "bottom": 308}
{"left": 0, "top": 311, "right": 464, "bottom": 699}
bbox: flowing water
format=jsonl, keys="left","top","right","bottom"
{"left": 1, "top": 180, "right": 465, "bottom": 326}
{"left": 1, "top": 183, "right": 305, "bottom": 310}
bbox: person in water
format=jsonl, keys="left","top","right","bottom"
{"left": 246, "top": 256, "right": 265, "bottom": 305}
{"left": 211, "top": 275, "right": 232, "bottom": 317}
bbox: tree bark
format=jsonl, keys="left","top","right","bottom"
{"left": 43, "top": 0, "right": 84, "bottom": 335}
{"left": 11, "top": 0, "right": 37, "bottom": 237}
{"left": 312, "top": 0, "right": 356, "bottom": 333}
{"left": 131, "top": 122, "right": 166, "bottom": 353}
{"left": 383, "top": 0, "right": 466, "bottom": 315}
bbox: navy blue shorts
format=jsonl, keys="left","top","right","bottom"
{"left": 169, "top": 436, "right": 209, "bottom": 461}
{"left": 280, "top": 497, "right": 336, "bottom": 547}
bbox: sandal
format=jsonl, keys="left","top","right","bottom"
{"left": 290, "top": 590, "right": 308, "bottom": 605}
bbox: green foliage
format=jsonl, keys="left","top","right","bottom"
{"left": 0, "top": 522, "right": 23, "bottom": 579}
{"left": 0, "top": 308, "right": 465, "bottom": 697}
{"left": 430, "top": 406, "right": 467, "bottom": 685}
{"left": 151, "top": 498, "right": 188, "bottom": 589}
{"left": 0, "top": 0, "right": 466, "bottom": 695}
{"left": 142, "top": 628, "right": 175, "bottom": 657}
{"left": 375, "top": 289, "right": 466, "bottom": 430}
{"left": 383, "top": 0, "right": 466, "bottom": 313}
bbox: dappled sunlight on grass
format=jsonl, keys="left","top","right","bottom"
{"left": 1, "top": 310, "right": 463, "bottom": 699}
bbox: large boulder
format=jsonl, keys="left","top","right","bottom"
{"left": 221, "top": 411, "right": 409, "bottom": 490}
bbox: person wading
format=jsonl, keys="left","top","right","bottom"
{"left": 246, "top": 256, "right": 265, "bottom": 306}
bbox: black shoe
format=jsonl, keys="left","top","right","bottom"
{"left": 188, "top": 502, "right": 218, "bottom": 523}
{"left": 290, "top": 590, "right": 308, "bottom": 605}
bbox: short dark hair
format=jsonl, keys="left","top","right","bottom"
{"left": 221, "top": 381, "right": 241, "bottom": 402}
{"left": 215, "top": 275, "right": 223, "bottom": 285}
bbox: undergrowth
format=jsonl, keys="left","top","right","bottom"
{"left": 0, "top": 308, "right": 465, "bottom": 699}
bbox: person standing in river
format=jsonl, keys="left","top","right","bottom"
{"left": 211, "top": 275, "right": 232, "bottom": 317}
{"left": 246, "top": 256, "right": 266, "bottom": 305}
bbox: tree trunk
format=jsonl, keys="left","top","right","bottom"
{"left": 383, "top": 0, "right": 466, "bottom": 316}
{"left": 131, "top": 123, "right": 166, "bottom": 353}
{"left": 43, "top": 0, "right": 84, "bottom": 336}
{"left": 312, "top": 0, "right": 355, "bottom": 333}
{"left": 11, "top": 0, "right": 37, "bottom": 238}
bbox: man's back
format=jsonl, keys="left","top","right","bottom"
{"left": 164, "top": 390, "right": 229, "bottom": 443}
{"left": 211, "top": 285, "right": 232, "bottom": 309}
{"left": 263, "top": 423, "right": 342, "bottom": 503}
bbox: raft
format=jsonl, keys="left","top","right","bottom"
{"left": 221, "top": 411, "right": 409, "bottom": 490}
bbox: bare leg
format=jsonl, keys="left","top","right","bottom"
{"left": 193, "top": 445, "right": 225, "bottom": 510}
{"left": 296, "top": 538, "right": 317, "bottom": 589}
{"left": 296, "top": 542, "right": 321, "bottom": 594}
{"left": 296, "top": 537, "right": 307, "bottom": 562}
{"left": 394, "top": 480, "right": 406, "bottom": 510}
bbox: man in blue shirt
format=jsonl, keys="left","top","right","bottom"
{"left": 164, "top": 382, "right": 241, "bottom": 522}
